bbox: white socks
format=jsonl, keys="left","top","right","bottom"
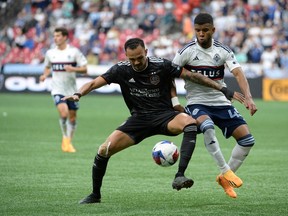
{"left": 59, "top": 118, "right": 76, "bottom": 140}
{"left": 67, "top": 120, "right": 76, "bottom": 139}
{"left": 59, "top": 118, "right": 68, "bottom": 137}
{"left": 228, "top": 144, "right": 252, "bottom": 172}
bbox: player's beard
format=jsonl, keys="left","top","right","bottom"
{"left": 132, "top": 59, "right": 148, "bottom": 72}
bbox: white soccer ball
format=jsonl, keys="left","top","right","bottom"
{"left": 152, "top": 140, "right": 179, "bottom": 167}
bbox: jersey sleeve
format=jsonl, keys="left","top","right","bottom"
{"left": 101, "top": 64, "right": 119, "bottom": 84}
{"left": 43, "top": 50, "right": 51, "bottom": 68}
{"left": 225, "top": 51, "right": 241, "bottom": 72}
{"left": 164, "top": 58, "right": 183, "bottom": 78}
{"left": 172, "top": 49, "right": 189, "bottom": 67}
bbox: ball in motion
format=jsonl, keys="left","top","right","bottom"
{"left": 152, "top": 140, "right": 179, "bottom": 167}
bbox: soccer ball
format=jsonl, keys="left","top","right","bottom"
{"left": 152, "top": 140, "right": 179, "bottom": 167}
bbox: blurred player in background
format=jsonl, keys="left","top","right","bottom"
{"left": 172, "top": 13, "right": 257, "bottom": 198}
{"left": 62, "top": 38, "right": 244, "bottom": 204}
{"left": 40, "top": 27, "right": 87, "bottom": 153}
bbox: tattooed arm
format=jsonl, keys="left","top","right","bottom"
{"left": 179, "top": 68, "right": 244, "bottom": 102}
{"left": 180, "top": 68, "right": 222, "bottom": 90}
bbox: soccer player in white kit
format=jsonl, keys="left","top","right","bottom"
{"left": 172, "top": 13, "right": 257, "bottom": 198}
{"left": 40, "top": 27, "right": 87, "bottom": 153}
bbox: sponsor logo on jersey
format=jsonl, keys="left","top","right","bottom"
{"left": 184, "top": 65, "right": 225, "bottom": 80}
{"left": 51, "top": 62, "right": 77, "bottom": 71}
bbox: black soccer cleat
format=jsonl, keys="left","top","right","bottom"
{"left": 172, "top": 176, "right": 194, "bottom": 191}
{"left": 79, "top": 193, "right": 101, "bottom": 204}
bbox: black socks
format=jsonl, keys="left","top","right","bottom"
{"left": 92, "top": 154, "right": 110, "bottom": 197}
{"left": 176, "top": 124, "right": 197, "bottom": 177}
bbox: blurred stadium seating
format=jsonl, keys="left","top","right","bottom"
{"left": 0, "top": 0, "right": 287, "bottom": 78}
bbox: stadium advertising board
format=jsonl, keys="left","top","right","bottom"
{"left": 0, "top": 63, "right": 263, "bottom": 98}
{"left": 0, "top": 75, "right": 121, "bottom": 94}
{"left": 263, "top": 78, "right": 288, "bottom": 101}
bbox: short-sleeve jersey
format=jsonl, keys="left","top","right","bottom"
{"left": 173, "top": 39, "right": 241, "bottom": 106}
{"left": 44, "top": 45, "right": 87, "bottom": 96}
{"left": 101, "top": 57, "right": 182, "bottom": 115}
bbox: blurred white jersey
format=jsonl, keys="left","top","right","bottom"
{"left": 44, "top": 45, "right": 87, "bottom": 96}
{"left": 173, "top": 39, "right": 241, "bottom": 106}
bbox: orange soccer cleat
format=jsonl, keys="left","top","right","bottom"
{"left": 223, "top": 170, "right": 243, "bottom": 188}
{"left": 61, "top": 137, "right": 76, "bottom": 153}
{"left": 216, "top": 175, "right": 237, "bottom": 198}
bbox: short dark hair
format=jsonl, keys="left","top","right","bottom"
{"left": 124, "top": 38, "right": 145, "bottom": 51}
{"left": 194, "top": 13, "right": 214, "bottom": 25}
{"left": 54, "top": 27, "right": 69, "bottom": 37}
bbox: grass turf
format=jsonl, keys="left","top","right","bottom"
{"left": 0, "top": 93, "right": 287, "bottom": 216}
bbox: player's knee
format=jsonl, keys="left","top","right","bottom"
{"left": 69, "top": 117, "right": 76, "bottom": 124}
{"left": 98, "top": 141, "right": 112, "bottom": 157}
{"left": 181, "top": 113, "right": 196, "bottom": 125}
{"left": 199, "top": 118, "right": 214, "bottom": 133}
{"left": 237, "top": 134, "right": 255, "bottom": 147}
{"left": 187, "top": 116, "right": 197, "bottom": 125}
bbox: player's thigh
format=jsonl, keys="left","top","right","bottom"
{"left": 53, "top": 95, "right": 69, "bottom": 117}
{"left": 167, "top": 113, "right": 196, "bottom": 134}
{"left": 98, "top": 130, "right": 135, "bottom": 157}
{"left": 57, "top": 103, "right": 69, "bottom": 117}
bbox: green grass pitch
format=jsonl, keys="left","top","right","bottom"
{"left": 0, "top": 93, "right": 287, "bottom": 216}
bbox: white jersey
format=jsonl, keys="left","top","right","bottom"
{"left": 44, "top": 45, "right": 87, "bottom": 96}
{"left": 173, "top": 39, "right": 241, "bottom": 106}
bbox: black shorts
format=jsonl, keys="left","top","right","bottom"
{"left": 117, "top": 111, "right": 180, "bottom": 144}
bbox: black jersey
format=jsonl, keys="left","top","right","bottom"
{"left": 101, "top": 57, "right": 182, "bottom": 115}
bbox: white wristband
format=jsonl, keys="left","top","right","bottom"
{"left": 171, "top": 97, "right": 180, "bottom": 107}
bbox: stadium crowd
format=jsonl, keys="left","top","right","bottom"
{"left": 0, "top": 0, "right": 288, "bottom": 74}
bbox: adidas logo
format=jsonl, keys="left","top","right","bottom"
{"left": 129, "top": 78, "right": 135, "bottom": 83}
{"left": 193, "top": 56, "right": 199, "bottom": 61}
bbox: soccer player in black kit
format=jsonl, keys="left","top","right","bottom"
{"left": 63, "top": 38, "right": 244, "bottom": 204}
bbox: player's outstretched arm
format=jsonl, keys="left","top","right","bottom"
{"left": 62, "top": 76, "right": 107, "bottom": 101}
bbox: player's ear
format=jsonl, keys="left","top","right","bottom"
{"left": 212, "top": 27, "right": 216, "bottom": 34}
{"left": 145, "top": 49, "right": 148, "bottom": 56}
